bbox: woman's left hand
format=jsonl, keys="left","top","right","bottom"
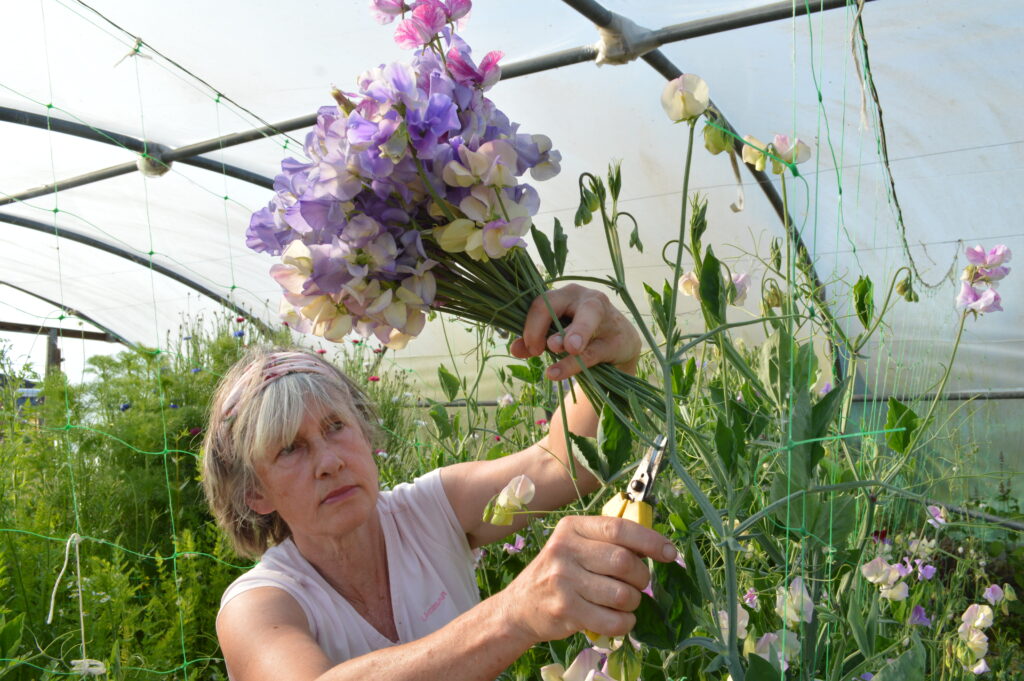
{"left": 509, "top": 284, "right": 641, "bottom": 379}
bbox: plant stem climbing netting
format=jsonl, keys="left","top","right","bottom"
{"left": 0, "top": 1, "right": 1022, "bottom": 679}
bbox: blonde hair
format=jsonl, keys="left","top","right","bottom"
{"left": 201, "top": 347, "right": 379, "bottom": 558}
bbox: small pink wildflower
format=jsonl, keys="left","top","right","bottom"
{"left": 983, "top": 584, "right": 1004, "bottom": 605}
{"left": 502, "top": 534, "right": 525, "bottom": 554}
{"left": 368, "top": 376, "right": 381, "bottom": 382}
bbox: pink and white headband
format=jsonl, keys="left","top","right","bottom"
{"left": 221, "top": 351, "right": 335, "bottom": 418}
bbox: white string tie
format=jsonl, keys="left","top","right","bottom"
{"left": 70, "top": 659, "right": 107, "bottom": 676}
{"left": 46, "top": 532, "right": 82, "bottom": 625}
{"left": 594, "top": 13, "right": 659, "bottom": 66}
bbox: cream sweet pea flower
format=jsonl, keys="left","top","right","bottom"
{"left": 678, "top": 271, "right": 701, "bottom": 299}
{"left": 770, "top": 134, "right": 811, "bottom": 174}
{"left": 661, "top": 74, "right": 709, "bottom": 122}
{"left": 485, "top": 474, "right": 535, "bottom": 525}
{"left": 961, "top": 604, "right": 994, "bottom": 630}
{"left": 880, "top": 581, "right": 909, "bottom": 602}
{"left": 741, "top": 135, "right": 768, "bottom": 172}
{"left": 774, "top": 577, "right": 814, "bottom": 628}
{"left": 540, "top": 648, "right": 603, "bottom": 681}
{"left": 717, "top": 607, "right": 750, "bottom": 640}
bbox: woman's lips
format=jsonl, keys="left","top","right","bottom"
{"left": 322, "top": 485, "right": 358, "bottom": 505}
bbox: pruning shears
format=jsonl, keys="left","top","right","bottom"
{"left": 598, "top": 434, "right": 667, "bottom": 530}
{"left": 584, "top": 435, "right": 667, "bottom": 641}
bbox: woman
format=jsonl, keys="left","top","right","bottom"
{"left": 203, "top": 285, "right": 678, "bottom": 681}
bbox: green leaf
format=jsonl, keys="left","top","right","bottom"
{"left": 714, "top": 417, "right": 739, "bottom": 475}
{"left": 854, "top": 275, "right": 875, "bottom": 329}
{"left": 598, "top": 404, "right": 633, "bottom": 478}
{"left": 873, "top": 635, "right": 925, "bottom": 681}
{"left": 428, "top": 403, "right": 452, "bottom": 439}
{"left": 508, "top": 363, "right": 542, "bottom": 383}
{"left": 628, "top": 603, "right": 671, "bottom": 656}
{"left": 651, "top": 558, "right": 699, "bottom": 643}
{"left": 698, "top": 246, "right": 727, "bottom": 327}
{"left": 847, "top": 593, "right": 874, "bottom": 658}
{"left": 644, "top": 283, "right": 669, "bottom": 338}
{"left": 745, "top": 652, "right": 780, "bottom": 681}
{"left": 884, "top": 398, "right": 920, "bottom": 454}
{"left": 0, "top": 613, "right": 24, "bottom": 659}
{"left": 568, "top": 432, "right": 606, "bottom": 481}
{"left": 437, "top": 365, "right": 460, "bottom": 402}
{"left": 809, "top": 377, "right": 848, "bottom": 470}
{"left": 553, "top": 218, "right": 568, "bottom": 275}
{"left": 674, "top": 357, "right": 697, "bottom": 397}
{"left": 496, "top": 404, "right": 519, "bottom": 434}
{"left": 531, "top": 225, "right": 556, "bottom": 276}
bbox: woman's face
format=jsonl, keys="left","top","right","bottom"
{"left": 246, "top": 402, "right": 379, "bottom": 543}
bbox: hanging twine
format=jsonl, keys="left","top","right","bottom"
{"left": 46, "top": 533, "right": 105, "bottom": 676}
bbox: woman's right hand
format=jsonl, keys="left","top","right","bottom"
{"left": 495, "top": 515, "right": 678, "bottom": 644}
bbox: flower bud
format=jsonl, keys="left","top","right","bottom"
{"left": 704, "top": 123, "right": 731, "bottom": 155}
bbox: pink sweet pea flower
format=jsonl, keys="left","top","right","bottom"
{"left": 446, "top": 41, "right": 503, "bottom": 90}
{"left": 743, "top": 588, "right": 759, "bottom": 607}
{"left": 370, "top": 0, "right": 407, "bottom": 24}
{"left": 956, "top": 282, "right": 1003, "bottom": 313}
{"left": 730, "top": 272, "right": 750, "bottom": 305}
{"left": 393, "top": 3, "right": 446, "bottom": 48}
{"left": 965, "top": 244, "right": 1012, "bottom": 267}
{"left": 540, "top": 648, "right": 603, "bottom": 681}
{"left": 970, "top": 658, "right": 990, "bottom": 675}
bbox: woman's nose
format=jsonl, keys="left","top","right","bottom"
{"left": 311, "top": 436, "right": 345, "bottom": 477}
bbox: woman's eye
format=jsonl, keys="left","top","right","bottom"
{"left": 326, "top": 419, "right": 346, "bottom": 432}
{"left": 277, "top": 443, "right": 298, "bottom": 458}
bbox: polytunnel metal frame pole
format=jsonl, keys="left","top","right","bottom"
{"left": 0, "top": 279, "right": 136, "bottom": 348}
{"left": 0, "top": 106, "right": 274, "bottom": 190}
{"left": 0, "top": 212, "right": 273, "bottom": 337}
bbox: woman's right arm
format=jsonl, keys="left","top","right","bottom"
{"left": 217, "top": 515, "right": 679, "bottom": 681}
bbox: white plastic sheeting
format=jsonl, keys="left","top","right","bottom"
{"left": 1, "top": 0, "right": 1021, "bottom": 400}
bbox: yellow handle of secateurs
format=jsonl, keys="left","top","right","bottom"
{"left": 583, "top": 492, "right": 654, "bottom": 641}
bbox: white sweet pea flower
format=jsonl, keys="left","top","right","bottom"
{"left": 960, "top": 626, "right": 989, "bottom": 660}
{"left": 497, "top": 393, "right": 515, "bottom": 408}
{"left": 753, "top": 631, "right": 801, "bottom": 672}
{"left": 661, "top": 74, "right": 709, "bottom": 122}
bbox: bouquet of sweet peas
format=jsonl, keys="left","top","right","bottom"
{"left": 246, "top": 0, "right": 560, "bottom": 350}
{"left": 247, "top": 0, "right": 665, "bottom": 426}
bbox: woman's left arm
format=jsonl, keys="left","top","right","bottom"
{"left": 439, "top": 285, "right": 641, "bottom": 548}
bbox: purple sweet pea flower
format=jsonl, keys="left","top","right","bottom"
{"left": 909, "top": 605, "right": 932, "bottom": 627}
{"left": 926, "top": 505, "right": 948, "bottom": 528}
{"left": 502, "top": 534, "right": 525, "bottom": 554}
{"left": 860, "top": 675, "right": 874, "bottom": 681}
{"left": 983, "top": 584, "right": 1004, "bottom": 605}
{"left": 915, "top": 559, "right": 937, "bottom": 581}
{"left": 966, "top": 244, "right": 1012, "bottom": 267}
{"left": 406, "top": 93, "right": 460, "bottom": 158}
{"left": 956, "top": 282, "right": 1003, "bottom": 313}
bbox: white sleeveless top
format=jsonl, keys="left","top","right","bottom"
{"left": 218, "top": 469, "right": 480, "bottom": 667}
